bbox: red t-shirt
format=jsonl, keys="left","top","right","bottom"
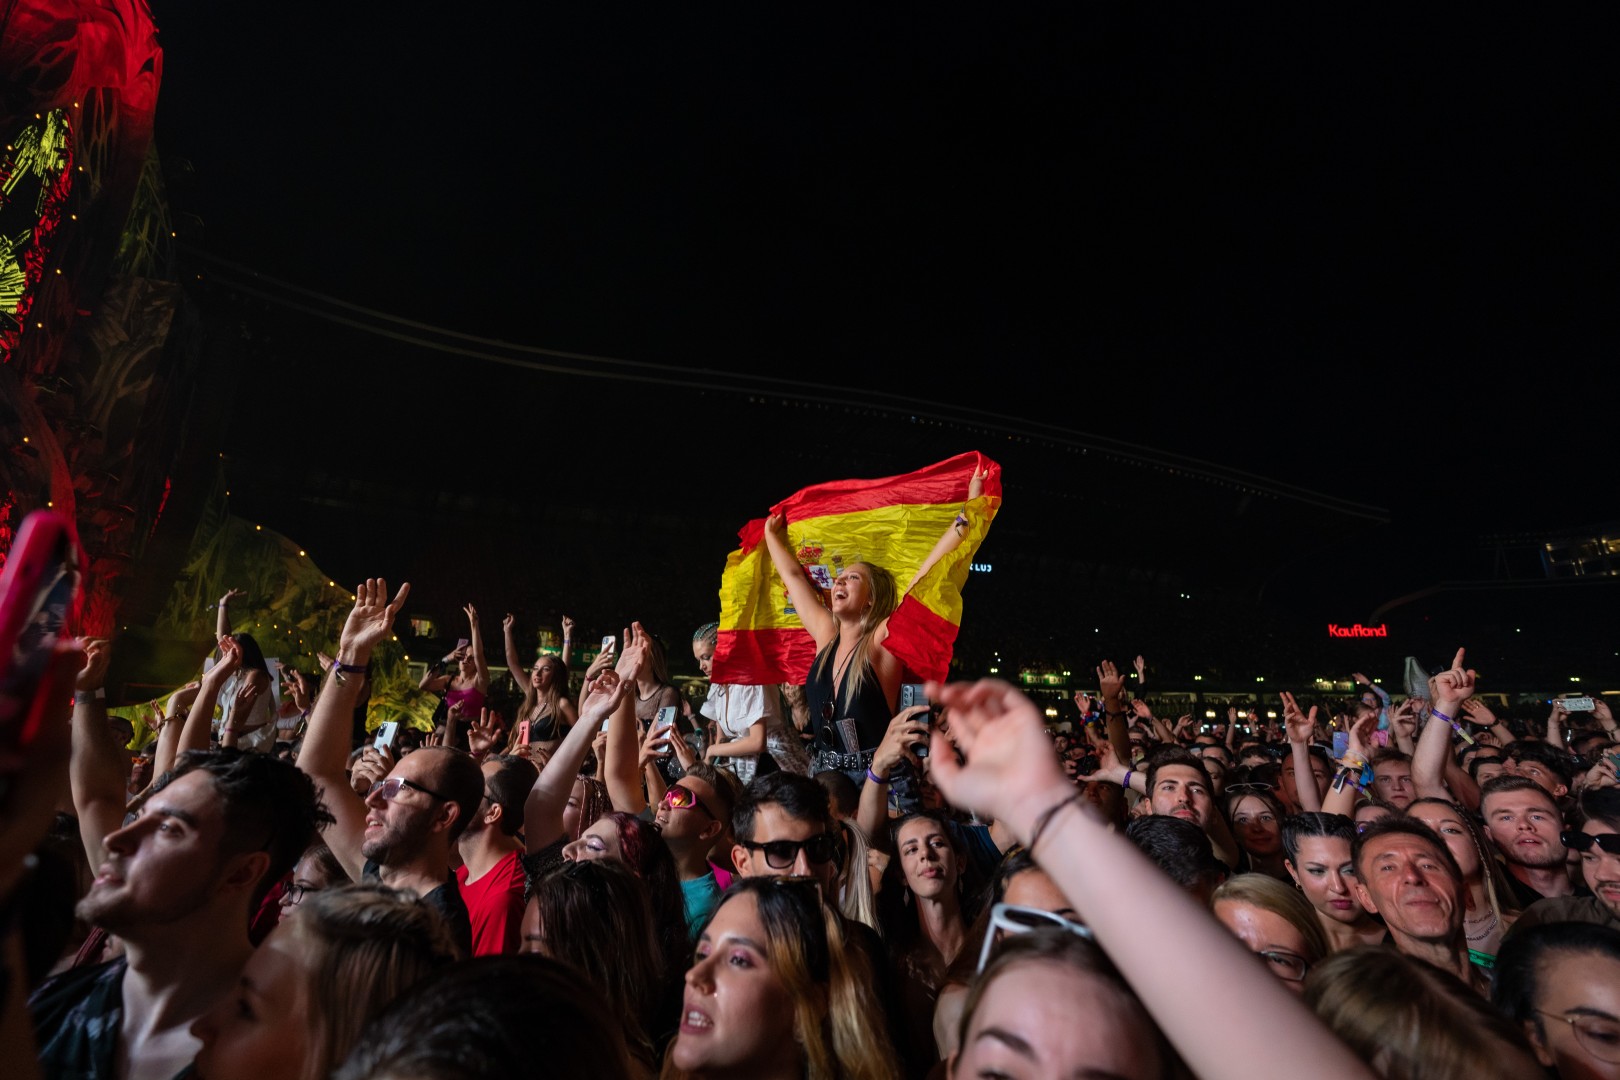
{"left": 455, "top": 849, "right": 527, "bottom": 956}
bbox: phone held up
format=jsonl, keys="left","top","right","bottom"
{"left": 654, "top": 705, "right": 678, "bottom": 754}
{"left": 373, "top": 721, "right": 400, "bottom": 753}
{"left": 900, "top": 683, "right": 937, "bottom": 758}
{"left": 0, "top": 511, "right": 82, "bottom": 797}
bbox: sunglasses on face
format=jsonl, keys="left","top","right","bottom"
{"left": 368, "top": 776, "right": 450, "bottom": 803}
{"left": 661, "top": 784, "right": 716, "bottom": 818}
{"left": 1562, "top": 830, "right": 1620, "bottom": 856}
{"left": 1225, "top": 782, "right": 1275, "bottom": 796}
{"left": 741, "top": 832, "right": 842, "bottom": 870}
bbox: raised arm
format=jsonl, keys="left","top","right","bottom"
{"left": 904, "top": 464, "right": 987, "bottom": 593}
{"left": 176, "top": 637, "right": 241, "bottom": 757}
{"left": 560, "top": 614, "right": 576, "bottom": 669}
{"left": 464, "top": 603, "right": 490, "bottom": 693}
{"left": 1460, "top": 696, "right": 1516, "bottom": 749}
{"left": 1411, "top": 700, "right": 1454, "bottom": 801}
{"left": 501, "top": 614, "right": 539, "bottom": 717}
{"left": 299, "top": 578, "right": 412, "bottom": 880}
{"left": 926, "top": 679, "right": 1376, "bottom": 1080}
{"left": 524, "top": 669, "right": 630, "bottom": 852}
{"left": 1096, "top": 660, "right": 1131, "bottom": 768}
{"left": 215, "top": 587, "right": 245, "bottom": 643}
{"left": 1281, "top": 692, "right": 1323, "bottom": 813}
{"left": 858, "top": 706, "right": 932, "bottom": 853}
{"left": 1424, "top": 648, "right": 1483, "bottom": 812}
{"left": 1323, "top": 711, "right": 1378, "bottom": 818}
{"left": 150, "top": 680, "right": 200, "bottom": 780}
{"left": 762, "top": 512, "right": 837, "bottom": 648}
{"left": 67, "top": 640, "right": 127, "bottom": 870}
{"left": 603, "top": 623, "right": 656, "bottom": 815}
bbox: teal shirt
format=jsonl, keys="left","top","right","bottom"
{"left": 680, "top": 871, "right": 723, "bottom": 937}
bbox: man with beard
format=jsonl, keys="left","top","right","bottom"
{"left": 297, "top": 579, "right": 481, "bottom": 956}
{"left": 1510, "top": 786, "right": 1620, "bottom": 935}
{"left": 1351, "top": 817, "right": 1485, "bottom": 990}
{"left": 1481, "top": 774, "right": 1576, "bottom": 908}
{"left": 454, "top": 754, "right": 538, "bottom": 955}
{"left": 34, "top": 637, "right": 327, "bottom": 1080}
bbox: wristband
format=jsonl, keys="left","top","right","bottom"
{"left": 74, "top": 688, "right": 105, "bottom": 705}
{"left": 865, "top": 766, "right": 889, "bottom": 785}
{"left": 1430, "top": 707, "right": 1453, "bottom": 723}
{"left": 332, "top": 659, "right": 372, "bottom": 685}
{"left": 1121, "top": 769, "right": 1134, "bottom": 790}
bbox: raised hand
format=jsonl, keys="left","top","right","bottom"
{"left": 968, "top": 464, "right": 987, "bottom": 501}
{"left": 468, "top": 708, "right": 504, "bottom": 757}
{"left": 926, "top": 679, "right": 1072, "bottom": 842}
{"left": 1427, "top": 648, "right": 1476, "bottom": 713}
{"left": 1280, "top": 691, "right": 1316, "bottom": 744}
{"left": 74, "top": 638, "right": 111, "bottom": 692}
{"left": 230, "top": 677, "right": 263, "bottom": 716}
{"left": 591, "top": 729, "right": 609, "bottom": 766}
{"left": 637, "top": 717, "right": 673, "bottom": 766}
{"left": 217, "top": 587, "right": 247, "bottom": 607}
{"left": 463, "top": 602, "right": 479, "bottom": 624}
{"left": 1460, "top": 697, "right": 1497, "bottom": 727}
{"left": 339, "top": 578, "right": 411, "bottom": 661}
{"left": 502, "top": 614, "right": 516, "bottom": 635}
{"left": 1594, "top": 696, "right": 1616, "bottom": 730}
{"left": 872, "top": 705, "right": 932, "bottom": 778}
{"left": 205, "top": 636, "right": 243, "bottom": 684}
{"left": 350, "top": 746, "right": 394, "bottom": 797}
{"left": 578, "top": 669, "right": 627, "bottom": 728}
{"left": 614, "top": 622, "right": 652, "bottom": 685}
{"left": 1174, "top": 714, "right": 1194, "bottom": 740}
{"left": 1130, "top": 699, "right": 1154, "bottom": 722}
{"left": 1346, "top": 709, "right": 1378, "bottom": 760}
{"left": 1079, "top": 733, "right": 1129, "bottom": 786}
{"left": 1134, "top": 655, "right": 1147, "bottom": 679}
{"left": 1073, "top": 691, "right": 1095, "bottom": 716}
{"left": 1096, "top": 660, "right": 1125, "bottom": 700}
{"left": 561, "top": 614, "right": 576, "bottom": 639}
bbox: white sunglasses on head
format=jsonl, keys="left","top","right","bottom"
{"left": 976, "top": 902, "right": 1094, "bottom": 974}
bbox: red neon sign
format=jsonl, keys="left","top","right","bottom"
{"left": 1328, "top": 623, "right": 1388, "bottom": 639}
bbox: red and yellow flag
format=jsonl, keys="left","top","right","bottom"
{"left": 713, "top": 452, "right": 1001, "bottom": 686}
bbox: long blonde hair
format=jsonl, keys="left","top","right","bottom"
{"left": 812, "top": 561, "right": 898, "bottom": 708}
{"left": 661, "top": 878, "right": 899, "bottom": 1080}
{"left": 289, "top": 884, "right": 460, "bottom": 1080}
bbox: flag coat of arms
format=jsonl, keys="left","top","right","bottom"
{"left": 713, "top": 452, "right": 1001, "bottom": 686}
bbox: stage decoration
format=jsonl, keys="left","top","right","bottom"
{"left": 713, "top": 452, "right": 1002, "bottom": 687}
{"left": 110, "top": 491, "right": 436, "bottom": 746}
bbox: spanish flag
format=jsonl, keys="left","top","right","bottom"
{"left": 713, "top": 452, "right": 1001, "bottom": 686}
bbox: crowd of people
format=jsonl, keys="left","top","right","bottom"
{"left": 4, "top": 536, "right": 1620, "bottom": 1079}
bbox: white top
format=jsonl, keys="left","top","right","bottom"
{"left": 701, "top": 683, "right": 779, "bottom": 785}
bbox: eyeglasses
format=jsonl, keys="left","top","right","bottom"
{"left": 661, "top": 784, "right": 716, "bottom": 818}
{"left": 741, "top": 832, "right": 842, "bottom": 870}
{"left": 1256, "top": 949, "right": 1310, "bottom": 982}
{"left": 282, "top": 881, "right": 319, "bottom": 906}
{"left": 368, "top": 776, "right": 451, "bottom": 803}
{"left": 1536, "top": 1010, "right": 1620, "bottom": 1064}
{"left": 1562, "top": 830, "right": 1620, "bottom": 857}
{"left": 977, "top": 902, "right": 1093, "bottom": 973}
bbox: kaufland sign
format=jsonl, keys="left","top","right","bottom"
{"left": 1328, "top": 623, "right": 1388, "bottom": 638}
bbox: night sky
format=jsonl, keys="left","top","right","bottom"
{"left": 142, "top": 6, "right": 1618, "bottom": 666}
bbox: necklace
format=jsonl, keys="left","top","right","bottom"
{"left": 1464, "top": 909, "right": 1499, "bottom": 944}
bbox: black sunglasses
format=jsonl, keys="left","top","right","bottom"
{"left": 741, "top": 833, "right": 842, "bottom": 869}
{"left": 1562, "top": 830, "right": 1620, "bottom": 856}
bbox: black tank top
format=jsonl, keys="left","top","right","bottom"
{"left": 803, "top": 641, "right": 893, "bottom": 752}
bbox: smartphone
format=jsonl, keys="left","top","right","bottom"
{"left": 516, "top": 720, "right": 531, "bottom": 745}
{"left": 1332, "top": 731, "right": 1350, "bottom": 759}
{"left": 373, "top": 721, "right": 399, "bottom": 752}
{"left": 601, "top": 635, "right": 616, "bottom": 654}
{"left": 1559, "top": 696, "right": 1596, "bottom": 712}
{"left": 654, "top": 705, "right": 677, "bottom": 754}
{"left": 0, "top": 511, "right": 81, "bottom": 762}
{"left": 900, "top": 684, "right": 935, "bottom": 757}
{"left": 455, "top": 637, "right": 469, "bottom": 650}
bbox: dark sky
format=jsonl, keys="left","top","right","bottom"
{"left": 144, "top": 7, "right": 1618, "bottom": 641}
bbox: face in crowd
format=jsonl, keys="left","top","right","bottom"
{"left": 1353, "top": 828, "right": 1462, "bottom": 948}
{"left": 1149, "top": 764, "right": 1213, "bottom": 829}
{"left": 1371, "top": 758, "right": 1415, "bottom": 810}
{"left": 732, "top": 802, "right": 842, "bottom": 895}
{"left": 896, "top": 816, "right": 960, "bottom": 901}
{"left": 1482, "top": 786, "right": 1567, "bottom": 872}
{"left": 1286, "top": 833, "right": 1366, "bottom": 926}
